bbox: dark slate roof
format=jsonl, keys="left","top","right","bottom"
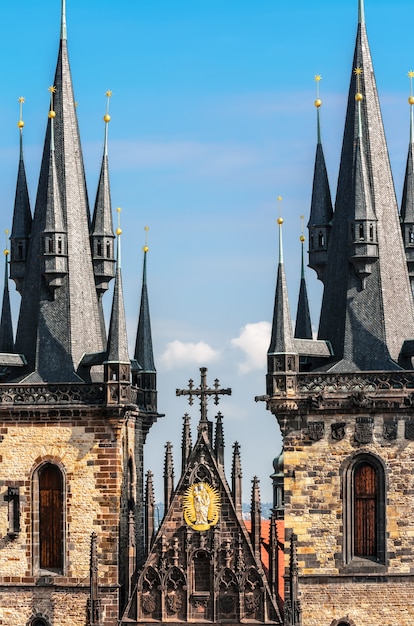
{"left": 316, "top": 1, "right": 414, "bottom": 371}
{"left": 13, "top": 4, "right": 105, "bottom": 382}
{"left": 268, "top": 222, "right": 297, "bottom": 356}
{"left": 134, "top": 249, "right": 156, "bottom": 372}
{"left": 294, "top": 242, "right": 312, "bottom": 339}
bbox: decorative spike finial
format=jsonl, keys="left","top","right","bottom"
{"left": 277, "top": 196, "right": 284, "bottom": 265}
{"left": 116, "top": 207, "right": 122, "bottom": 269}
{"left": 358, "top": 0, "right": 365, "bottom": 25}
{"left": 61, "top": 0, "right": 67, "bottom": 41}
{"left": 48, "top": 87, "right": 56, "bottom": 151}
{"left": 300, "top": 215, "right": 306, "bottom": 277}
{"left": 17, "top": 97, "right": 25, "bottom": 132}
{"left": 354, "top": 68, "right": 363, "bottom": 138}
{"left": 408, "top": 70, "right": 414, "bottom": 144}
{"left": 314, "top": 75, "right": 322, "bottom": 142}
{"left": 103, "top": 90, "right": 112, "bottom": 157}
{"left": 143, "top": 225, "right": 149, "bottom": 253}
{"left": 4, "top": 230, "right": 10, "bottom": 258}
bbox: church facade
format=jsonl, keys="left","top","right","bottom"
{"left": 265, "top": 1, "right": 414, "bottom": 625}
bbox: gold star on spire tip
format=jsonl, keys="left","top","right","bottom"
{"left": 277, "top": 196, "right": 283, "bottom": 225}
{"left": 314, "top": 74, "right": 322, "bottom": 82}
{"left": 17, "top": 97, "right": 25, "bottom": 129}
{"left": 314, "top": 74, "right": 322, "bottom": 108}
{"left": 408, "top": 71, "right": 414, "bottom": 105}
{"left": 48, "top": 85, "right": 56, "bottom": 93}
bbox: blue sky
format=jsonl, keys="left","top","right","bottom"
{"left": 0, "top": 0, "right": 413, "bottom": 503}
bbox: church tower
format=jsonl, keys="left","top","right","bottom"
{"left": 0, "top": 2, "right": 161, "bottom": 625}
{"left": 264, "top": 1, "right": 414, "bottom": 624}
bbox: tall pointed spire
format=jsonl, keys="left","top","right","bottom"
{"left": 231, "top": 441, "right": 242, "bottom": 515}
{"left": 400, "top": 70, "right": 414, "bottom": 296}
{"left": 105, "top": 210, "right": 130, "bottom": 367}
{"left": 267, "top": 204, "right": 298, "bottom": 397}
{"left": 250, "top": 476, "right": 261, "bottom": 559}
{"left": 294, "top": 223, "right": 312, "bottom": 340}
{"left": 214, "top": 412, "right": 225, "bottom": 468}
{"left": 14, "top": 2, "right": 104, "bottom": 381}
{"left": 181, "top": 413, "right": 192, "bottom": 473}
{"left": 0, "top": 245, "right": 14, "bottom": 354}
{"left": 316, "top": 2, "right": 414, "bottom": 371}
{"left": 10, "top": 97, "right": 32, "bottom": 295}
{"left": 145, "top": 470, "right": 155, "bottom": 557}
{"left": 134, "top": 229, "right": 156, "bottom": 373}
{"left": 132, "top": 228, "right": 157, "bottom": 412}
{"left": 90, "top": 91, "right": 115, "bottom": 344}
{"left": 307, "top": 76, "right": 333, "bottom": 283}
{"left": 163, "top": 442, "right": 174, "bottom": 514}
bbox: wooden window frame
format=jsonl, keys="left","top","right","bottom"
{"left": 32, "top": 461, "right": 66, "bottom": 576}
{"left": 342, "top": 452, "right": 386, "bottom": 565}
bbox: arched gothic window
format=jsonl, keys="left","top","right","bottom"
{"left": 342, "top": 453, "right": 386, "bottom": 565}
{"left": 38, "top": 463, "right": 64, "bottom": 572}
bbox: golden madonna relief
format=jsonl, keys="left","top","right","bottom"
{"left": 183, "top": 481, "right": 220, "bottom": 531}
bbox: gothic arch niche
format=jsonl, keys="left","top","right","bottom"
{"left": 243, "top": 567, "right": 263, "bottom": 621}
{"left": 165, "top": 566, "right": 186, "bottom": 621}
{"left": 190, "top": 462, "right": 213, "bottom": 485}
{"left": 32, "top": 460, "right": 66, "bottom": 575}
{"left": 190, "top": 549, "right": 212, "bottom": 621}
{"left": 138, "top": 566, "right": 161, "bottom": 620}
{"left": 341, "top": 451, "right": 386, "bottom": 565}
{"left": 217, "top": 568, "right": 239, "bottom": 622}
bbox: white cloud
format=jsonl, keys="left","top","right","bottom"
{"left": 159, "top": 340, "right": 220, "bottom": 370}
{"left": 231, "top": 321, "right": 271, "bottom": 374}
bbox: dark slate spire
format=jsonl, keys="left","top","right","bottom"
{"left": 14, "top": 1, "right": 104, "bottom": 381}
{"left": 163, "top": 442, "right": 174, "bottom": 514}
{"left": 10, "top": 103, "right": 32, "bottom": 296}
{"left": 231, "top": 441, "right": 242, "bottom": 515}
{"left": 214, "top": 411, "right": 225, "bottom": 468}
{"left": 90, "top": 92, "right": 115, "bottom": 343}
{"left": 0, "top": 251, "right": 14, "bottom": 354}
{"left": 132, "top": 237, "right": 158, "bottom": 411}
{"left": 400, "top": 77, "right": 414, "bottom": 296}
{"left": 294, "top": 232, "right": 312, "bottom": 339}
{"left": 250, "top": 476, "right": 261, "bottom": 559}
{"left": 267, "top": 216, "right": 298, "bottom": 396}
{"left": 316, "top": 0, "right": 414, "bottom": 371}
{"left": 145, "top": 470, "right": 155, "bottom": 557}
{"left": 181, "top": 413, "right": 192, "bottom": 473}
{"left": 285, "top": 534, "right": 301, "bottom": 626}
{"left": 134, "top": 240, "right": 156, "bottom": 373}
{"left": 41, "top": 89, "right": 68, "bottom": 294}
{"left": 307, "top": 80, "right": 333, "bottom": 282}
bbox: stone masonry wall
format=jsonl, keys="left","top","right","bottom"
{"left": 0, "top": 407, "right": 128, "bottom": 626}
{"left": 282, "top": 410, "right": 414, "bottom": 625}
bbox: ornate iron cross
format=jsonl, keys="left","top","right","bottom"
{"left": 176, "top": 367, "right": 231, "bottom": 424}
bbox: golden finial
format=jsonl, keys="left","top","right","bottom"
{"left": 314, "top": 75, "right": 322, "bottom": 108}
{"left": 116, "top": 207, "right": 122, "bottom": 236}
{"left": 48, "top": 86, "right": 56, "bottom": 119}
{"left": 354, "top": 67, "right": 363, "bottom": 101}
{"left": 299, "top": 215, "right": 305, "bottom": 242}
{"left": 17, "top": 96, "right": 25, "bottom": 129}
{"left": 143, "top": 225, "right": 149, "bottom": 253}
{"left": 4, "top": 229, "right": 9, "bottom": 257}
{"left": 408, "top": 71, "right": 414, "bottom": 105}
{"left": 104, "top": 90, "right": 112, "bottom": 123}
{"left": 277, "top": 196, "right": 283, "bottom": 225}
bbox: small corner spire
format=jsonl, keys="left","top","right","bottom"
{"left": 134, "top": 226, "right": 156, "bottom": 373}
{"left": 294, "top": 218, "right": 312, "bottom": 340}
{"left": 0, "top": 233, "right": 14, "bottom": 354}
{"left": 61, "top": 0, "right": 67, "bottom": 41}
